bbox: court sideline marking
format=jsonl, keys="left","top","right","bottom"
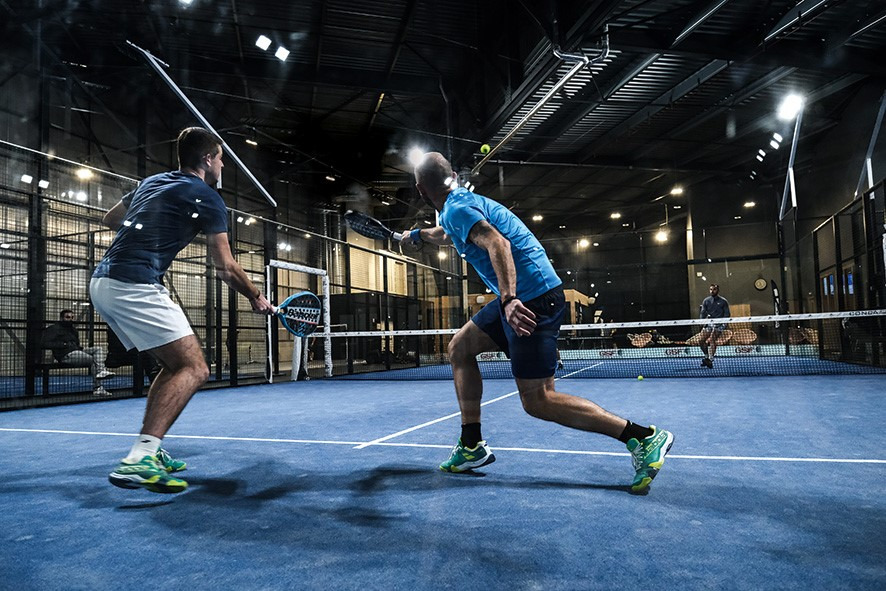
{"left": 0, "top": 427, "right": 884, "bottom": 463}
{"left": 352, "top": 363, "right": 602, "bottom": 450}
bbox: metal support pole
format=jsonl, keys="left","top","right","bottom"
{"left": 854, "top": 90, "right": 886, "bottom": 199}
{"left": 126, "top": 41, "right": 277, "bottom": 208}
{"left": 780, "top": 109, "right": 805, "bottom": 220}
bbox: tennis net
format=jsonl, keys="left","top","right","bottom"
{"left": 312, "top": 310, "right": 886, "bottom": 380}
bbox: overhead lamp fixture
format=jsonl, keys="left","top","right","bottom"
{"left": 673, "top": 205, "right": 682, "bottom": 209}
{"left": 773, "top": 132, "right": 783, "bottom": 142}
{"left": 75, "top": 191, "right": 88, "bottom": 202}
{"left": 531, "top": 215, "right": 543, "bottom": 222}
{"left": 769, "top": 140, "right": 780, "bottom": 150}
{"left": 610, "top": 212, "right": 622, "bottom": 219}
{"left": 758, "top": 149, "right": 766, "bottom": 157}
{"left": 734, "top": 215, "right": 742, "bottom": 220}
{"left": 325, "top": 175, "right": 336, "bottom": 182}
{"left": 255, "top": 35, "right": 272, "bottom": 51}
{"left": 245, "top": 139, "right": 258, "bottom": 146}
{"left": 559, "top": 225, "right": 566, "bottom": 229}
{"left": 408, "top": 147, "right": 425, "bottom": 167}
{"left": 592, "top": 242, "right": 600, "bottom": 247}
{"left": 744, "top": 201, "right": 756, "bottom": 208}
{"left": 777, "top": 94, "right": 804, "bottom": 121}
{"left": 75, "top": 167, "right": 93, "bottom": 180}
{"left": 20, "top": 174, "right": 32, "bottom": 184}
{"left": 622, "top": 223, "right": 630, "bottom": 227}
{"left": 756, "top": 154, "right": 764, "bottom": 162}
{"left": 274, "top": 47, "right": 290, "bottom": 62}
{"left": 655, "top": 229, "right": 668, "bottom": 243}
{"left": 670, "top": 186, "right": 684, "bottom": 196}
{"left": 437, "top": 251, "right": 447, "bottom": 260}
{"left": 578, "top": 238, "right": 590, "bottom": 248}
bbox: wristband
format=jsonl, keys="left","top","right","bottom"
{"left": 411, "top": 228, "right": 423, "bottom": 243}
{"left": 501, "top": 295, "right": 516, "bottom": 308}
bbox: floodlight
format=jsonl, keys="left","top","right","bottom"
{"left": 777, "top": 94, "right": 804, "bottom": 121}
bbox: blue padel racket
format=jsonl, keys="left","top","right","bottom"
{"left": 274, "top": 291, "right": 322, "bottom": 337}
{"left": 344, "top": 210, "right": 404, "bottom": 241}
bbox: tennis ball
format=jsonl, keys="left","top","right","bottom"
{"left": 637, "top": 375, "right": 644, "bottom": 381}
{"left": 480, "top": 143, "right": 491, "bottom": 154}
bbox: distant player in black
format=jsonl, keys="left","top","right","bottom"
{"left": 699, "top": 284, "right": 730, "bottom": 368}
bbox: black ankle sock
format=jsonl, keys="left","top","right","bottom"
{"left": 618, "top": 421, "right": 654, "bottom": 443}
{"left": 461, "top": 423, "right": 482, "bottom": 449}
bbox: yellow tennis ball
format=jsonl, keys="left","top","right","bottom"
{"left": 480, "top": 144, "right": 491, "bottom": 154}
{"left": 637, "top": 375, "right": 644, "bottom": 380}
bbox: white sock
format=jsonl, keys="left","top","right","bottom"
{"left": 125, "top": 434, "right": 162, "bottom": 463}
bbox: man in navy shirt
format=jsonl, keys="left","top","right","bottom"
{"left": 402, "top": 152, "right": 674, "bottom": 493}
{"left": 90, "top": 127, "right": 274, "bottom": 493}
{"left": 698, "top": 283, "right": 730, "bottom": 368}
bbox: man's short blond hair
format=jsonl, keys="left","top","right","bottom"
{"left": 414, "top": 152, "right": 453, "bottom": 187}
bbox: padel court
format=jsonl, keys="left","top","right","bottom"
{"left": 1, "top": 374, "right": 883, "bottom": 590}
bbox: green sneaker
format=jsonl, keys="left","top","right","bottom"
{"left": 156, "top": 448, "right": 187, "bottom": 473}
{"left": 439, "top": 439, "right": 496, "bottom": 473}
{"left": 109, "top": 455, "right": 188, "bottom": 493}
{"left": 626, "top": 426, "right": 674, "bottom": 492}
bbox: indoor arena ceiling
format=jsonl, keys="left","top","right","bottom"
{"left": 2, "top": 0, "right": 886, "bottom": 237}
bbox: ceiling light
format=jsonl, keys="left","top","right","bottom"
{"left": 325, "top": 175, "right": 336, "bottom": 182}
{"left": 744, "top": 201, "right": 756, "bottom": 208}
{"left": 622, "top": 223, "right": 630, "bottom": 227}
{"left": 655, "top": 229, "right": 668, "bottom": 243}
{"left": 75, "top": 191, "right": 88, "bottom": 202}
{"left": 437, "top": 252, "right": 447, "bottom": 260}
{"left": 531, "top": 215, "right": 543, "bottom": 222}
{"left": 758, "top": 149, "right": 766, "bottom": 157}
{"left": 734, "top": 215, "right": 742, "bottom": 220}
{"left": 670, "top": 186, "right": 684, "bottom": 196}
{"left": 75, "top": 168, "right": 93, "bottom": 180}
{"left": 610, "top": 212, "right": 622, "bottom": 219}
{"left": 559, "top": 225, "right": 566, "bottom": 229}
{"left": 20, "top": 174, "right": 32, "bottom": 184}
{"left": 245, "top": 139, "right": 258, "bottom": 146}
{"left": 773, "top": 132, "right": 783, "bottom": 142}
{"left": 408, "top": 148, "right": 425, "bottom": 166}
{"left": 592, "top": 242, "right": 600, "bottom": 247}
{"left": 255, "top": 35, "right": 271, "bottom": 51}
{"left": 756, "top": 155, "right": 764, "bottom": 162}
{"left": 38, "top": 180, "right": 49, "bottom": 189}
{"left": 274, "top": 46, "right": 290, "bottom": 61}
{"left": 777, "top": 94, "right": 804, "bottom": 121}
{"left": 578, "top": 238, "right": 590, "bottom": 248}
{"left": 769, "top": 140, "right": 780, "bottom": 150}
{"left": 673, "top": 205, "right": 682, "bottom": 209}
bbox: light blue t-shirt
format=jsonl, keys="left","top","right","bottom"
{"left": 93, "top": 171, "right": 229, "bottom": 285}
{"left": 439, "top": 187, "right": 561, "bottom": 300}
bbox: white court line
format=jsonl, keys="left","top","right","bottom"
{"left": 352, "top": 363, "right": 602, "bottom": 450}
{"left": 1, "top": 427, "right": 884, "bottom": 464}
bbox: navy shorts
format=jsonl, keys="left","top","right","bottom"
{"left": 471, "top": 286, "right": 565, "bottom": 379}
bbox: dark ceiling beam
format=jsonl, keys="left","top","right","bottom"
{"left": 478, "top": 0, "right": 615, "bottom": 140}
{"left": 825, "top": 5, "right": 886, "bottom": 52}
{"left": 366, "top": 0, "right": 418, "bottom": 132}
{"left": 607, "top": 28, "right": 886, "bottom": 77}
{"left": 763, "top": 0, "right": 840, "bottom": 43}
{"left": 579, "top": 59, "right": 730, "bottom": 160}
{"left": 173, "top": 56, "right": 443, "bottom": 96}
{"left": 516, "top": 53, "right": 661, "bottom": 156}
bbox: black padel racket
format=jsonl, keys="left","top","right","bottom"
{"left": 344, "top": 210, "right": 404, "bottom": 241}
{"left": 274, "top": 291, "right": 322, "bottom": 337}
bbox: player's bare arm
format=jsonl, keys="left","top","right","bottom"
{"left": 206, "top": 232, "right": 273, "bottom": 314}
{"left": 468, "top": 220, "right": 537, "bottom": 336}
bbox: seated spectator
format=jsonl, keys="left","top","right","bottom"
{"left": 41, "top": 308, "right": 115, "bottom": 396}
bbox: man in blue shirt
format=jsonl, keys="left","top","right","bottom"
{"left": 90, "top": 127, "right": 274, "bottom": 493}
{"left": 402, "top": 152, "right": 674, "bottom": 492}
{"left": 698, "top": 284, "right": 730, "bottom": 368}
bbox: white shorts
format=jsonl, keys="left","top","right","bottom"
{"left": 89, "top": 277, "right": 194, "bottom": 352}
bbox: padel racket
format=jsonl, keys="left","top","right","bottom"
{"left": 628, "top": 333, "right": 652, "bottom": 348}
{"left": 731, "top": 328, "right": 758, "bottom": 345}
{"left": 344, "top": 210, "right": 404, "bottom": 241}
{"left": 273, "top": 291, "right": 322, "bottom": 337}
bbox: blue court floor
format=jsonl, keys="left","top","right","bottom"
{"left": 0, "top": 375, "right": 884, "bottom": 590}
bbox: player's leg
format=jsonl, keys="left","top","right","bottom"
{"left": 440, "top": 304, "right": 503, "bottom": 473}
{"left": 708, "top": 329, "right": 721, "bottom": 365}
{"left": 92, "top": 277, "right": 194, "bottom": 492}
{"left": 515, "top": 377, "right": 626, "bottom": 437}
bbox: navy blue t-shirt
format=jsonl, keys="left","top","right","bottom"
{"left": 93, "top": 171, "right": 229, "bottom": 285}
